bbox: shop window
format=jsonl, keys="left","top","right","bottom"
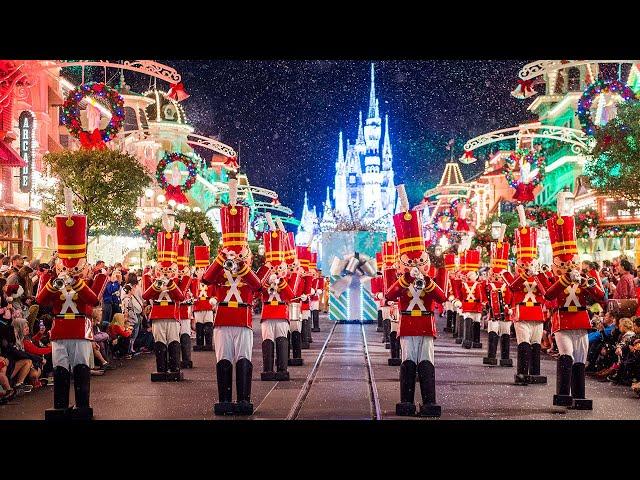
{"left": 567, "top": 68, "right": 581, "bottom": 91}
{"left": 123, "top": 106, "right": 138, "bottom": 131}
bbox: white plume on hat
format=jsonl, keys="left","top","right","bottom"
{"left": 228, "top": 178, "right": 238, "bottom": 207}
{"left": 396, "top": 184, "right": 410, "bottom": 212}
{"left": 178, "top": 222, "right": 186, "bottom": 240}
{"left": 63, "top": 187, "right": 74, "bottom": 216}
{"left": 275, "top": 218, "right": 286, "bottom": 232}
{"left": 265, "top": 212, "right": 276, "bottom": 231}
{"left": 200, "top": 232, "right": 210, "bottom": 247}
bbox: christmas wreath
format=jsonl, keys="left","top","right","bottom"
{"left": 577, "top": 79, "right": 636, "bottom": 136}
{"left": 502, "top": 149, "right": 546, "bottom": 203}
{"left": 60, "top": 82, "right": 124, "bottom": 149}
{"left": 525, "top": 205, "right": 555, "bottom": 226}
{"left": 156, "top": 152, "right": 198, "bottom": 204}
{"left": 433, "top": 211, "right": 453, "bottom": 233}
{"left": 575, "top": 207, "right": 600, "bottom": 237}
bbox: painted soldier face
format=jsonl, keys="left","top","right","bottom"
{"left": 466, "top": 271, "right": 479, "bottom": 282}
{"left": 56, "top": 258, "right": 88, "bottom": 278}
{"left": 399, "top": 251, "right": 430, "bottom": 274}
{"left": 156, "top": 263, "right": 178, "bottom": 279}
{"left": 552, "top": 254, "right": 578, "bottom": 277}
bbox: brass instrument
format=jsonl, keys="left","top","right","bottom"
{"left": 154, "top": 277, "right": 170, "bottom": 289}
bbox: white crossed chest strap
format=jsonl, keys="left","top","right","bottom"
{"left": 157, "top": 287, "right": 172, "bottom": 303}
{"left": 198, "top": 283, "right": 208, "bottom": 299}
{"left": 268, "top": 287, "right": 282, "bottom": 302}
{"left": 223, "top": 270, "right": 244, "bottom": 303}
{"left": 407, "top": 284, "right": 426, "bottom": 311}
{"left": 522, "top": 281, "right": 538, "bottom": 304}
{"left": 60, "top": 287, "right": 80, "bottom": 314}
{"left": 563, "top": 283, "right": 581, "bottom": 308}
{"left": 462, "top": 281, "right": 477, "bottom": 302}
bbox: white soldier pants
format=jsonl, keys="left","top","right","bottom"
{"left": 289, "top": 303, "right": 301, "bottom": 333}
{"left": 152, "top": 319, "right": 180, "bottom": 345}
{"left": 514, "top": 321, "right": 543, "bottom": 345}
{"left": 488, "top": 320, "right": 512, "bottom": 336}
{"left": 310, "top": 300, "right": 319, "bottom": 310}
{"left": 400, "top": 336, "right": 434, "bottom": 364}
{"left": 301, "top": 310, "right": 310, "bottom": 320}
{"left": 214, "top": 326, "right": 253, "bottom": 364}
{"left": 261, "top": 320, "right": 289, "bottom": 342}
{"left": 381, "top": 306, "right": 392, "bottom": 320}
{"left": 52, "top": 339, "right": 92, "bottom": 371}
{"left": 179, "top": 318, "right": 191, "bottom": 336}
{"left": 554, "top": 329, "right": 588, "bottom": 364}
{"left": 194, "top": 310, "right": 214, "bottom": 324}
{"left": 465, "top": 312, "right": 482, "bottom": 323}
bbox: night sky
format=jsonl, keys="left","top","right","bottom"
{"left": 156, "top": 60, "right": 537, "bottom": 218}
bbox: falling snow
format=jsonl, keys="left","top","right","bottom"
{"left": 138, "top": 60, "right": 534, "bottom": 218}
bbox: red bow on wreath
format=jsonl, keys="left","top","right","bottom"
{"left": 167, "top": 82, "right": 190, "bottom": 102}
{"left": 225, "top": 156, "right": 239, "bottom": 170}
{"left": 513, "top": 182, "right": 535, "bottom": 203}
{"left": 165, "top": 184, "right": 189, "bottom": 204}
{"left": 79, "top": 129, "right": 106, "bottom": 150}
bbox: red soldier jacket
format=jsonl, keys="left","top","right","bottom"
{"left": 142, "top": 274, "right": 185, "bottom": 321}
{"left": 503, "top": 271, "right": 545, "bottom": 322}
{"left": 293, "top": 273, "right": 313, "bottom": 312}
{"left": 35, "top": 275, "right": 102, "bottom": 341}
{"left": 260, "top": 277, "right": 295, "bottom": 321}
{"left": 385, "top": 269, "right": 447, "bottom": 337}
{"left": 456, "top": 279, "right": 486, "bottom": 314}
{"left": 190, "top": 277, "right": 216, "bottom": 312}
{"left": 310, "top": 276, "right": 324, "bottom": 309}
{"left": 370, "top": 275, "right": 384, "bottom": 308}
{"left": 204, "top": 261, "right": 262, "bottom": 329}
{"left": 536, "top": 272, "right": 604, "bottom": 332}
{"left": 484, "top": 279, "right": 511, "bottom": 321}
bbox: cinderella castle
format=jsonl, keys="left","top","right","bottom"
{"left": 296, "top": 63, "right": 397, "bottom": 245}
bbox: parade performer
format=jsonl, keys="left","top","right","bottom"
{"left": 142, "top": 216, "right": 185, "bottom": 382}
{"left": 296, "top": 244, "right": 314, "bottom": 348}
{"left": 459, "top": 248, "right": 486, "bottom": 349}
{"left": 452, "top": 250, "right": 465, "bottom": 344}
{"left": 36, "top": 188, "right": 106, "bottom": 420}
{"left": 258, "top": 213, "right": 294, "bottom": 381}
{"left": 191, "top": 234, "right": 216, "bottom": 352}
{"left": 279, "top": 223, "right": 304, "bottom": 367}
{"left": 175, "top": 225, "right": 194, "bottom": 369}
{"left": 504, "top": 205, "right": 547, "bottom": 385}
{"left": 381, "top": 240, "right": 401, "bottom": 364}
{"left": 310, "top": 252, "right": 324, "bottom": 333}
{"left": 385, "top": 185, "right": 447, "bottom": 417}
{"left": 483, "top": 227, "right": 513, "bottom": 367}
{"left": 202, "top": 178, "right": 263, "bottom": 415}
{"left": 535, "top": 192, "right": 604, "bottom": 409}
{"left": 442, "top": 253, "right": 457, "bottom": 334}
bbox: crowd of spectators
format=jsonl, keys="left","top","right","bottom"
{"left": 0, "top": 252, "right": 153, "bottom": 404}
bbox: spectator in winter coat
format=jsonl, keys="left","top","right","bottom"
{"left": 101, "top": 272, "right": 122, "bottom": 329}
{"left": 108, "top": 313, "right": 132, "bottom": 359}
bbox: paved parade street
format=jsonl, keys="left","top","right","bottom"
{"left": 2, "top": 313, "right": 638, "bottom": 420}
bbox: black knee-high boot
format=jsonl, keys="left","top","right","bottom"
{"left": 275, "top": 336, "right": 290, "bottom": 381}
{"left": 417, "top": 360, "right": 441, "bottom": 417}
{"left": 388, "top": 331, "right": 401, "bottom": 366}
{"left": 383, "top": 318, "right": 391, "bottom": 347}
{"left": 483, "top": 332, "right": 499, "bottom": 365}
{"left": 179, "top": 333, "right": 193, "bottom": 369}
{"left": 194, "top": 323, "right": 204, "bottom": 351}
{"left": 376, "top": 309, "right": 383, "bottom": 332}
{"left": 499, "top": 333, "right": 512, "bottom": 366}
{"left": 514, "top": 342, "right": 531, "bottom": 385}
{"left": 288, "top": 331, "right": 304, "bottom": 366}
{"left": 167, "top": 341, "right": 183, "bottom": 380}
{"left": 235, "top": 358, "right": 253, "bottom": 415}
{"left": 472, "top": 322, "right": 482, "bottom": 348}
{"left": 71, "top": 364, "right": 92, "bottom": 419}
{"left": 570, "top": 363, "right": 592, "bottom": 410}
{"left": 527, "top": 343, "right": 547, "bottom": 384}
{"left": 553, "top": 354, "right": 574, "bottom": 407}
{"left": 462, "top": 317, "right": 473, "bottom": 349}
{"left": 312, "top": 310, "right": 320, "bottom": 332}
{"left": 214, "top": 359, "right": 234, "bottom": 415}
{"left": 151, "top": 342, "right": 168, "bottom": 381}
{"left": 301, "top": 318, "right": 311, "bottom": 348}
{"left": 202, "top": 323, "right": 214, "bottom": 351}
{"left": 46, "top": 366, "right": 71, "bottom": 420}
{"left": 454, "top": 314, "right": 463, "bottom": 342}
{"left": 396, "top": 360, "right": 417, "bottom": 416}
{"left": 261, "top": 339, "right": 276, "bottom": 381}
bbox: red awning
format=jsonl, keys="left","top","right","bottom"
{"left": 0, "top": 142, "right": 27, "bottom": 168}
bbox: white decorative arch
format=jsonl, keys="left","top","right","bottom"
{"left": 518, "top": 60, "right": 640, "bottom": 81}
{"left": 46, "top": 60, "right": 182, "bottom": 84}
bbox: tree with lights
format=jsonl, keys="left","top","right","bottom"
{"left": 39, "top": 149, "right": 150, "bottom": 236}
{"left": 585, "top": 101, "right": 640, "bottom": 202}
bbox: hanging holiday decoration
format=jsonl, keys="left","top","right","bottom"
{"left": 525, "top": 205, "right": 555, "bottom": 226}
{"left": 60, "top": 82, "right": 124, "bottom": 149}
{"left": 577, "top": 79, "right": 636, "bottom": 136}
{"left": 502, "top": 149, "right": 546, "bottom": 203}
{"left": 156, "top": 152, "right": 198, "bottom": 204}
{"left": 450, "top": 198, "right": 471, "bottom": 231}
{"left": 575, "top": 207, "right": 600, "bottom": 237}
{"left": 459, "top": 150, "right": 477, "bottom": 164}
{"left": 166, "top": 82, "right": 190, "bottom": 102}
{"left": 511, "top": 79, "right": 538, "bottom": 99}
{"left": 433, "top": 211, "right": 453, "bottom": 233}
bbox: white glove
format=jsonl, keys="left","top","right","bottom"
{"left": 448, "top": 295, "right": 455, "bottom": 302}
{"left": 210, "top": 297, "right": 218, "bottom": 307}
{"left": 569, "top": 270, "right": 581, "bottom": 283}
{"left": 410, "top": 266, "right": 423, "bottom": 279}
{"left": 309, "top": 288, "right": 316, "bottom": 296}
{"left": 300, "top": 294, "right": 308, "bottom": 301}
{"left": 268, "top": 273, "right": 278, "bottom": 285}
{"left": 453, "top": 299, "right": 462, "bottom": 309}
{"left": 376, "top": 292, "right": 384, "bottom": 301}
